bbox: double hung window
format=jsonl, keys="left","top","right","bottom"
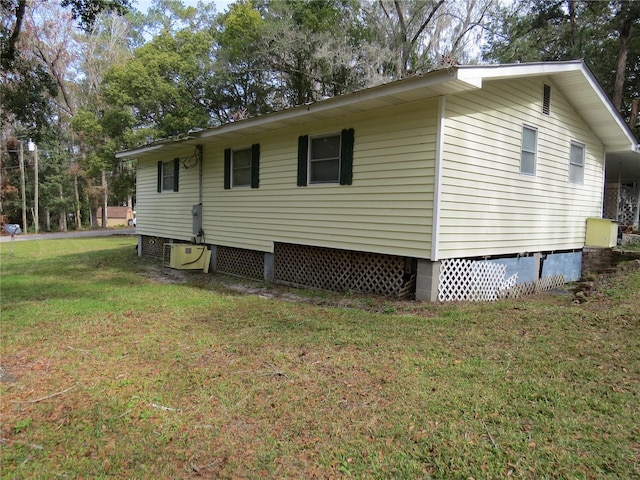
{"left": 157, "top": 159, "right": 179, "bottom": 192}
{"left": 309, "top": 134, "right": 341, "bottom": 183}
{"left": 224, "top": 144, "right": 260, "bottom": 189}
{"left": 520, "top": 126, "right": 537, "bottom": 176}
{"left": 297, "top": 128, "right": 355, "bottom": 186}
{"left": 231, "top": 148, "right": 252, "bottom": 187}
{"left": 569, "top": 142, "right": 585, "bottom": 184}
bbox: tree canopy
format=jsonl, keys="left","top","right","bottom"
{"left": 1, "top": 0, "right": 638, "bottom": 232}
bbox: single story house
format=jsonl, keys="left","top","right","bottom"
{"left": 117, "top": 61, "right": 639, "bottom": 301}
{"left": 96, "top": 206, "right": 134, "bottom": 227}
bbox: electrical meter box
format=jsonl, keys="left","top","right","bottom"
{"left": 163, "top": 244, "right": 208, "bottom": 270}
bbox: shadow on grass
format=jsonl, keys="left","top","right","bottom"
{"left": 1, "top": 238, "right": 146, "bottom": 307}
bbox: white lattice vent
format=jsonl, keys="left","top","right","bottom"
{"left": 438, "top": 259, "right": 565, "bottom": 302}
{"left": 502, "top": 274, "right": 565, "bottom": 299}
{"left": 439, "top": 259, "right": 518, "bottom": 302}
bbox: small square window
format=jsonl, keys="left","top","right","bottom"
{"left": 232, "top": 148, "right": 251, "bottom": 187}
{"left": 309, "top": 134, "right": 341, "bottom": 184}
{"left": 521, "top": 126, "right": 537, "bottom": 175}
{"left": 569, "top": 142, "right": 585, "bottom": 184}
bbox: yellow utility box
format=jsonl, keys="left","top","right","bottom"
{"left": 585, "top": 218, "right": 618, "bottom": 248}
{"left": 163, "top": 244, "right": 208, "bottom": 270}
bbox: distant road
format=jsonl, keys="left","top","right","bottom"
{"left": 0, "top": 228, "right": 136, "bottom": 243}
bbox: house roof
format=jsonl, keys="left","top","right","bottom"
{"left": 117, "top": 60, "right": 639, "bottom": 180}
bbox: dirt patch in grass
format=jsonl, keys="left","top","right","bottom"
{"left": 138, "top": 261, "right": 430, "bottom": 314}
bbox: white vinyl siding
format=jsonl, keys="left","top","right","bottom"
{"left": 201, "top": 99, "right": 438, "bottom": 258}
{"left": 137, "top": 153, "right": 200, "bottom": 240}
{"left": 438, "top": 77, "right": 605, "bottom": 259}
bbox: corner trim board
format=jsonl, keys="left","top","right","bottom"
{"left": 431, "top": 96, "right": 445, "bottom": 262}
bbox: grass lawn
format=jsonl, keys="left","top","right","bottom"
{"left": 1, "top": 237, "right": 639, "bottom": 479}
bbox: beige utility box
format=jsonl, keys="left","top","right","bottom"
{"left": 163, "top": 244, "right": 209, "bottom": 270}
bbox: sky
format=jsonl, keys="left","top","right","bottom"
{"left": 134, "top": 0, "right": 236, "bottom": 13}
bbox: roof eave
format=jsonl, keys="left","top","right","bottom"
{"left": 116, "top": 61, "right": 638, "bottom": 160}
{"left": 115, "top": 143, "right": 165, "bottom": 159}
{"left": 115, "top": 68, "right": 481, "bottom": 159}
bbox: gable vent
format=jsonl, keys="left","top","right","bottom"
{"left": 542, "top": 84, "right": 551, "bottom": 115}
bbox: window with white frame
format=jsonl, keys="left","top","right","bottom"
{"left": 232, "top": 148, "right": 251, "bottom": 187}
{"left": 224, "top": 144, "right": 260, "bottom": 189}
{"left": 569, "top": 141, "right": 585, "bottom": 184}
{"left": 157, "top": 159, "right": 178, "bottom": 192}
{"left": 520, "top": 125, "right": 537, "bottom": 175}
{"left": 309, "top": 133, "right": 341, "bottom": 183}
{"left": 297, "top": 129, "right": 354, "bottom": 186}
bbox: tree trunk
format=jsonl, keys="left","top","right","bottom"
{"left": 612, "top": 3, "right": 633, "bottom": 112}
{"left": 629, "top": 98, "right": 639, "bottom": 131}
{"left": 45, "top": 209, "right": 51, "bottom": 231}
{"left": 74, "top": 174, "right": 81, "bottom": 229}
{"left": 19, "top": 140, "right": 27, "bottom": 232}
{"left": 567, "top": 0, "right": 579, "bottom": 58}
{"left": 87, "top": 192, "right": 95, "bottom": 228}
{"left": 101, "top": 170, "right": 108, "bottom": 228}
{"left": 59, "top": 184, "right": 67, "bottom": 232}
{"left": 5, "top": 0, "right": 27, "bottom": 63}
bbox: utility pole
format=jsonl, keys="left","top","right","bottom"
{"left": 18, "top": 140, "right": 27, "bottom": 232}
{"left": 28, "top": 140, "right": 39, "bottom": 233}
{"left": 32, "top": 143, "right": 39, "bottom": 233}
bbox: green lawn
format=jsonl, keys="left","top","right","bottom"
{"left": 1, "top": 237, "right": 639, "bottom": 479}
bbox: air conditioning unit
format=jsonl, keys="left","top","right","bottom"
{"left": 163, "top": 244, "right": 209, "bottom": 270}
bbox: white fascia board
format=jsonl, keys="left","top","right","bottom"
{"left": 115, "top": 144, "right": 165, "bottom": 159}
{"left": 455, "top": 60, "right": 584, "bottom": 82}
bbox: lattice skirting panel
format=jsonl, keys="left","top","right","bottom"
{"left": 141, "top": 236, "right": 172, "bottom": 259}
{"left": 216, "top": 246, "right": 264, "bottom": 280}
{"left": 501, "top": 275, "right": 565, "bottom": 299}
{"left": 274, "top": 243, "right": 416, "bottom": 298}
{"left": 439, "top": 258, "right": 565, "bottom": 302}
{"left": 604, "top": 183, "right": 639, "bottom": 225}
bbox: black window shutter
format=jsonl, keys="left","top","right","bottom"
{"left": 157, "top": 161, "right": 162, "bottom": 192}
{"left": 340, "top": 128, "right": 355, "bottom": 185}
{"left": 297, "top": 135, "right": 308, "bottom": 186}
{"left": 224, "top": 148, "right": 231, "bottom": 190}
{"left": 173, "top": 158, "right": 180, "bottom": 192}
{"left": 251, "top": 143, "right": 260, "bottom": 188}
